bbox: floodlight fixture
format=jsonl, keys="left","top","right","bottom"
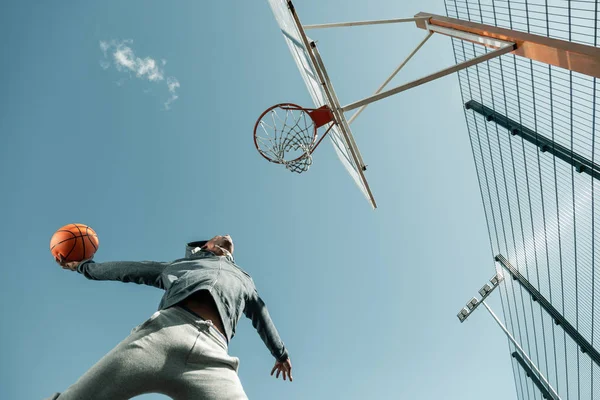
{"left": 467, "top": 297, "right": 479, "bottom": 311}
{"left": 490, "top": 271, "right": 504, "bottom": 286}
{"left": 457, "top": 308, "right": 469, "bottom": 322}
{"left": 479, "top": 283, "right": 492, "bottom": 297}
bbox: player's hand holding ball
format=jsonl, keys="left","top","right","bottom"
{"left": 50, "top": 223, "right": 99, "bottom": 271}
{"left": 56, "top": 255, "right": 80, "bottom": 271}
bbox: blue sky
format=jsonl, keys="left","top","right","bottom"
{"left": 1, "top": 1, "right": 518, "bottom": 399}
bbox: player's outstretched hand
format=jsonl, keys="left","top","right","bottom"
{"left": 271, "top": 358, "right": 293, "bottom": 382}
{"left": 55, "top": 255, "right": 79, "bottom": 271}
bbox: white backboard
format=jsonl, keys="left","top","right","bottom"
{"left": 267, "top": 0, "right": 377, "bottom": 209}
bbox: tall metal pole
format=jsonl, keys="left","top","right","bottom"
{"left": 482, "top": 301, "right": 561, "bottom": 400}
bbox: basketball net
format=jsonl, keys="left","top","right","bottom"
{"left": 254, "top": 104, "right": 335, "bottom": 173}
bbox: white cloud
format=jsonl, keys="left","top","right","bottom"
{"left": 113, "top": 47, "right": 136, "bottom": 71}
{"left": 99, "top": 39, "right": 180, "bottom": 109}
{"left": 99, "top": 40, "right": 110, "bottom": 56}
{"left": 164, "top": 77, "right": 180, "bottom": 110}
{"left": 164, "top": 95, "right": 179, "bottom": 110}
{"left": 167, "top": 77, "right": 180, "bottom": 93}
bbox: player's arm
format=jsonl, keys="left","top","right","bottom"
{"left": 244, "top": 288, "right": 288, "bottom": 361}
{"left": 58, "top": 257, "right": 166, "bottom": 289}
{"left": 244, "top": 286, "right": 292, "bottom": 380}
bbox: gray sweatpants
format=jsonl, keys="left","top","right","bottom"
{"left": 46, "top": 306, "right": 248, "bottom": 400}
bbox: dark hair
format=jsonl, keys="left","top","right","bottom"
{"left": 187, "top": 240, "right": 209, "bottom": 249}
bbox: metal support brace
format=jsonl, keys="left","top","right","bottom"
{"left": 299, "top": 13, "right": 517, "bottom": 122}
{"left": 347, "top": 31, "right": 434, "bottom": 125}
{"left": 341, "top": 28, "right": 515, "bottom": 112}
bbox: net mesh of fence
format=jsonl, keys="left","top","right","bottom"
{"left": 445, "top": 0, "right": 600, "bottom": 398}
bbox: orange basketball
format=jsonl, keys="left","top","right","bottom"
{"left": 50, "top": 223, "right": 99, "bottom": 262}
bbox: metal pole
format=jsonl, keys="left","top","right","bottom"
{"left": 347, "top": 31, "right": 434, "bottom": 125}
{"left": 482, "top": 301, "right": 561, "bottom": 400}
{"left": 414, "top": 11, "right": 600, "bottom": 79}
{"left": 304, "top": 17, "right": 430, "bottom": 30}
{"left": 342, "top": 43, "right": 515, "bottom": 112}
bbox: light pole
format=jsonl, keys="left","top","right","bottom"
{"left": 457, "top": 271, "right": 561, "bottom": 400}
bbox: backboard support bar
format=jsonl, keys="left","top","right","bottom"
{"left": 347, "top": 31, "right": 434, "bottom": 125}
{"left": 299, "top": 15, "right": 517, "bottom": 118}
{"left": 342, "top": 37, "right": 515, "bottom": 112}
{"left": 300, "top": 11, "right": 600, "bottom": 119}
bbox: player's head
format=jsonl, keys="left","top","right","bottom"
{"left": 202, "top": 235, "right": 234, "bottom": 256}
{"left": 186, "top": 235, "right": 234, "bottom": 258}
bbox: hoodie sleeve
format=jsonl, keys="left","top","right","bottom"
{"left": 243, "top": 287, "right": 289, "bottom": 362}
{"left": 77, "top": 260, "right": 167, "bottom": 289}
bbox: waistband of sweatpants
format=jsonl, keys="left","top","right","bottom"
{"left": 169, "top": 305, "right": 229, "bottom": 349}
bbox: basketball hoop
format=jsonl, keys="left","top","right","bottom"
{"left": 253, "top": 103, "right": 335, "bottom": 173}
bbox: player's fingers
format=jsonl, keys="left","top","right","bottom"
{"left": 276, "top": 369, "right": 281, "bottom": 379}
{"left": 271, "top": 365, "right": 277, "bottom": 376}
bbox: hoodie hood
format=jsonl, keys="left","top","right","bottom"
{"left": 185, "top": 240, "right": 209, "bottom": 258}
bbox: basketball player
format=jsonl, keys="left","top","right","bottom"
{"left": 47, "top": 235, "right": 292, "bottom": 399}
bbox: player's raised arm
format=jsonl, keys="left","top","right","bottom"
{"left": 80, "top": 259, "right": 167, "bottom": 288}
{"left": 57, "top": 256, "right": 167, "bottom": 289}
{"left": 51, "top": 223, "right": 167, "bottom": 288}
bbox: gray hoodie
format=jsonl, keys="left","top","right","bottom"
{"left": 76, "top": 240, "right": 288, "bottom": 362}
